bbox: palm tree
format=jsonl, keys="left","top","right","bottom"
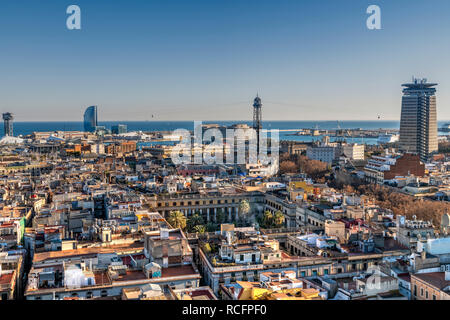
{"left": 167, "top": 211, "right": 187, "bottom": 230}
{"left": 262, "top": 210, "right": 273, "bottom": 228}
{"left": 193, "top": 225, "right": 206, "bottom": 234}
{"left": 187, "top": 212, "right": 204, "bottom": 232}
{"left": 273, "top": 211, "right": 285, "bottom": 228}
{"left": 238, "top": 199, "right": 251, "bottom": 218}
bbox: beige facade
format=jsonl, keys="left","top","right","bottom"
{"left": 325, "top": 220, "right": 346, "bottom": 243}
{"left": 411, "top": 272, "right": 450, "bottom": 300}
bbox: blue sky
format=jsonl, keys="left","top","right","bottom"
{"left": 1, "top": 0, "right": 450, "bottom": 121}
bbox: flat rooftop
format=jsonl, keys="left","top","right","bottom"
{"left": 33, "top": 243, "right": 144, "bottom": 263}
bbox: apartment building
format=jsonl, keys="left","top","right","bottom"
{"left": 411, "top": 271, "right": 450, "bottom": 300}
{"left": 148, "top": 189, "right": 264, "bottom": 222}
{"left": 364, "top": 153, "right": 425, "bottom": 185}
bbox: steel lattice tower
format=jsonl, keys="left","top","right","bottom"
{"left": 253, "top": 95, "right": 262, "bottom": 154}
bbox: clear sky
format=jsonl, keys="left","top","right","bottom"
{"left": 1, "top": 0, "right": 450, "bottom": 121}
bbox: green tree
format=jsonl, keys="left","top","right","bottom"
{"left": 216, "top": 209, "right": 227, "bottom": 224}
{"left": 238, "top": 199, "right": 251, "bottom": 219}
{"left": 261, "top": 210, "right": 274, "bottom": 228}
{"left": 167, "top": 210, "right": 187, "bottom": 230}
{"left": 193, "top": 224, "right": 206, "bottom": 234}
{"left": 187, "top": 212, "right": 204, "bottom": 232}
{"left": 203, "top": 242, "right": 212, "bottom": 253}
{"left": 206, "top": 222, "right": 218, "bottom": 232}
{"left": 273, "top": 211, "right": 285, "bottom": 228}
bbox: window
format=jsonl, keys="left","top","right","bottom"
{"left": 421, "top": 288, "right": 424, "bottom": 297}
{"left": 312, "top": 270, "right": 318, "bottom": 276}
{"left": 433, "top": 295, "right": 437, "bottom": 300}
{"left": 101, "top": 290, "right": 108, "bottom": 297}
{"left": 301, "top": 271, "right": 306, "bottom": 277}
{"left": 324, "top": 269, "right": 329, "bottom": 275}
{"left": 426, "top": 291, "right": 429, "bottom": 299}
{"left": 240, "top": 254, "right": 244, "bottom": 261}
{"left": 86, "top": 292, "right": 93, "bottom": 299}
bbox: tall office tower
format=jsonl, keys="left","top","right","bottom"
{"left": 253, "top": 95, "right": 262, "bottom": 153}
{"left": 2, "top": 113, "right": 13, "bottom": 136}
{"left": 111, "top": 124, "right": 127, "bottom": 135}
{"left": 399, "top": 78, "right": 438, "bottom": 162}
{"left": 83, "top": 106, "right": 98, "bottom": 132}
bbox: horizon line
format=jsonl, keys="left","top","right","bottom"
{"left": 6, "top": 119, "right": 450, "bottom": 123}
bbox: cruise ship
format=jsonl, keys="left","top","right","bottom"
{"left": 377, "top": 134, "right": 399, "bottom": 144}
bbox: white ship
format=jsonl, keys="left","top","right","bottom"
{"left": 377, "top": 134, "right": 399, "bottom": 144}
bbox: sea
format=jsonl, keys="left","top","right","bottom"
{"left": 4, "top": 120, "right": 449, "bottom": 146}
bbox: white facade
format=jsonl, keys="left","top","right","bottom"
{"left": 339, "top": 144, "right": 365, "bottom": 161}
{"left": 306, "top": 146, "right": 336, "bottom": 163}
